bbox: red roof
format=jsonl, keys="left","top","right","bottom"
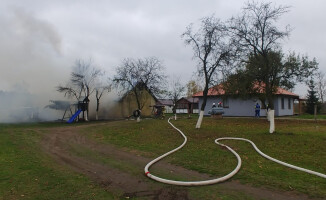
{"left": 193, "top": 83, "right": 298, "bottom": 97}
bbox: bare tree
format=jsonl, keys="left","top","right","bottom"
{"left": 57, "top": 83, "right": 83, "bottom": 102}
{"left": 95, "top": 74, "right": 112, "bottom": 120}
{"left": 316, "top": 71, "right": 326, "bottom": 103}
{"left": 229, "top": 1, "right": 291, "bottom": 110}
{"left": 182, "top": 15, "right": 235, "bottom": 128}
{"left": 229, "top": 1, "right": 318, "bottom": 133}
{"left": 113, "top": 57, "right": 167, "bottom": 119}
{"left": 168, "top": 76, "right": 185, "bottom": 120}
{"left": 57, "top": 59, "right": 102, "bottom": 121}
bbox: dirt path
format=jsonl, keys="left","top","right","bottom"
{"left": 39, "top": 123, "right": 320, "bottom": 200}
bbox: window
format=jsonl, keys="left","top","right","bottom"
{"left": 288, "top": 98, "right": 291, "bottom": 109}
{"left": 281, "top": 97, "right": 284, "bottom": 109}
{"left": 223, "top": 98, "right": 229, "bottom": 108}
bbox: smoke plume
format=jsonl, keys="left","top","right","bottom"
{"left": 0, "top": 7, "right": 68, "bottom": 122}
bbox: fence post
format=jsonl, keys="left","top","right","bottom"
{"left": 314, "top": 105, "right": 317, "bottom": 122}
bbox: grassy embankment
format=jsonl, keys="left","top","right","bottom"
{"left": 87, "top": 116, "right": 326, "bottom": 198}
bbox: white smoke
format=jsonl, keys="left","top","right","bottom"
{"left": 11, "top": 8, "right": 62, "bottom": 55}
{"left": 0, "top": 7, "right": 70, "bottom": 122}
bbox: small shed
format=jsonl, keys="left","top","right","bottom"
{"left": 112, "top": 83, "right": 157, "bottom": 118}
{"left": 156, "top": 99, "right": 173, "bottom": 113}
{"left": 176, "top": 97, "right": 199, "bottom": 114}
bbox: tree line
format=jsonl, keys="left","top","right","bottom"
{"left": 55, "top": 1, "right": 321, "bottom": 130}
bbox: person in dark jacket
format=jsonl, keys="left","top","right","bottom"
{"left": 255, "top": 103, "right": 261, "bottom": 117}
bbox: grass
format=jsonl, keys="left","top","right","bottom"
{"left": 294, "top": 114, "right": 326, "bottom": 119}
{"left": 86, "top": 117, "right": 326, "bottom": 198}
{"left": 0, "top": 123, "right": 115, "bottom": 200}
{"left": 0, "top": 118, "right": 325, "bottom": 199}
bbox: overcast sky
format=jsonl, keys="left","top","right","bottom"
{"left": 1, "top": 0, "right": 325, "bottom": 99}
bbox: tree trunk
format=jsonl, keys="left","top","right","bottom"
{"left": 268, "top": 98, "right": 274, "bottom": 110}
{"left": 269, "top": 110, "right": 275, "bottom": 133}
{"left": 85, "top": 111, "right": 88, "bottom": 121}
{"left": 172, "top": 105, "right": 177, "bottom": 120}
{"left": 85, "top": 89, "right": 90, "bottom": 121}
{"left": 196, "top": 110, "right": 204, "bottom": 128}
{"left": 266, "top": 95, "right": 275, "bottom": 132}
{"left": 96, "top": 98, "right": 100, "bottom": 120}
{"left": 314, "top": 105, "right": 317, "bottom": 122}
{"left": 265, "top": 81, "right": 274, "bottom": 109}
{"left": 195, "top": 85, "right": 208, "bottom": 129}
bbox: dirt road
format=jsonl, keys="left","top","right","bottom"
{"left": 40, "top": 123, "right": 318, "bottom": 200}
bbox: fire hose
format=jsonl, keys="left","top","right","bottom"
{"left": 144, "top": 118, "right": 326, "bottom": 186}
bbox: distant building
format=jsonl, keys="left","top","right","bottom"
{"left": 294, "top": 98, "right": 306, "bottom": 115}
{"left": 156, "top": 99, "right": 174, "bottom": 113}
{"left": 176, "top": 97, "right": 199, "bottom": 114}
{"left": 193, "top": 84, "right": 299, "bottom": 117}
{"left": 113, "top": 83, "right": 157, "bottom": 118}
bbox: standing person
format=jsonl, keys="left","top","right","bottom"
{"left": 212, "top": 103, "right": 216, "bottom": 108}
{"left": 255, "top": 103, "right": 261, "bottom": 118}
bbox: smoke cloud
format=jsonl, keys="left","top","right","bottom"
{"left": 12, "top": 8, "right": 62, "bottom": 55}
{"left": 0, "top": 7, "right": 69, "bottom": 122}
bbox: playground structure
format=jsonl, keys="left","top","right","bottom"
{"left": 144, "top": 118, "right": 326, "bottom": 186}
{"left": 67, "top": 109, "right": 82, "bottom": 123}
{"left": 67, "top": 97, "right": 89, "bottom": 123}
{"left": 46, "top": 97, "right": 89, "bottom": 123}
{"left": 45, "top": 100, "right": 74, "bottom": 121}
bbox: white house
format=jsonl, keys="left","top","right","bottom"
{"left": 156, "top": 99, "right": 174, "bottom": 113}
{"left": 193, "top": 84, "right": 299, "bottom": 117}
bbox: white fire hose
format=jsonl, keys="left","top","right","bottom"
{"left": 144, "top": 118, "right": 326, "bottom": 186}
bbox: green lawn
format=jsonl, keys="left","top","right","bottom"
{"left": 0, "top": 118, "right": 325, "bottom": 199}
{"left": 86, "top": 117, "right": 326, "bottom": 198}
{"left": 294, "top": 114, "right": 326, "bottom": 119}
{"left": 0, "top": 123, "right": 115, "bottom": 200}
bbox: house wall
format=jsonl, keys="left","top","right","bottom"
{"left": 224, "top": 98, "right": 267, "bottom": 117}
{"left": 113, "top": 90, "right": 156, "bottom": 118}
{"left": 164, "top": 105, "right": 173, "bottom": 113}
{"left": 274, "top": 97, "right": 280, "bottom": 116}
{"left": 199, "top": 97, "right": 264, "bottom": 116}
{"left": 176, "top": 98, "right": 199, "bottom": 114}
{"left": 176, "top": 98, "right": 189, "bottom": 114}
{"left": 198, "top": 95, "right": 295, "bottom": 117}
{"left": 274, "top": 96, "right": 294, "bottom": 116}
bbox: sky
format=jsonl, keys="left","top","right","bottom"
{"left": 0, "top": 0, "right": 325, "bottom": 102}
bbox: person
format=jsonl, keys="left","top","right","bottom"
{"left": 218, "top": 102, "right": 222, "bottom": 107}
{"left": 212, "top": 103, "right": 216, "bottom": 108}
{"left": 255, "top": 103, "right": 261, "bottom": 118}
